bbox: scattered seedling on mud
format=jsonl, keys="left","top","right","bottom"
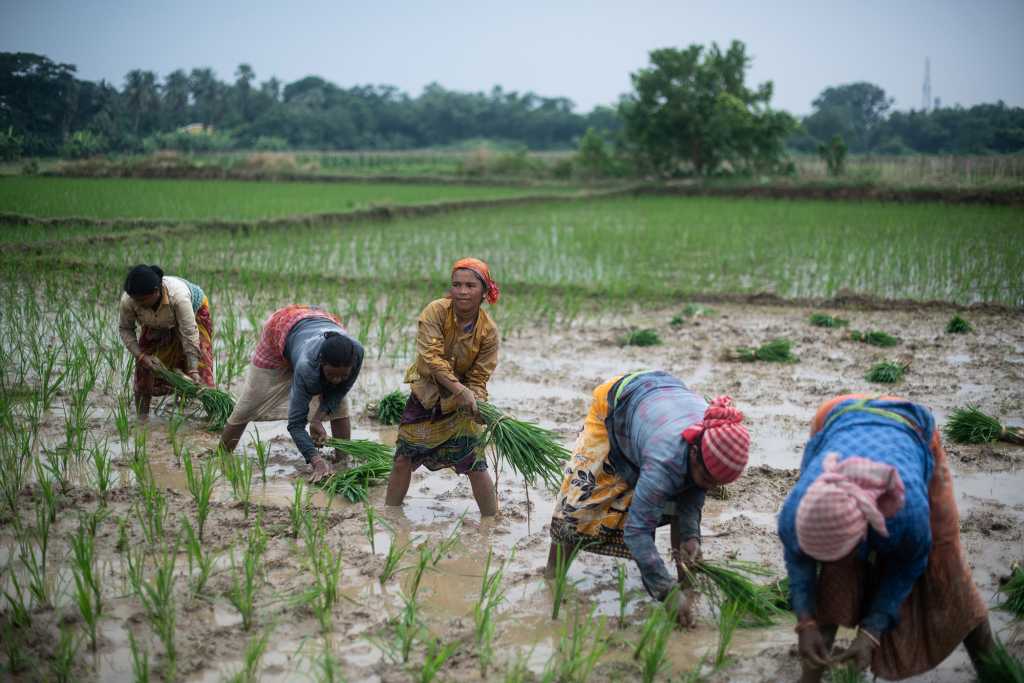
{"left": 734, "top": 338, "right": 798, "bottom": 363}
{"left": 381, "top": 532, "right": 415, "bottom": 584}
{"left": 306, "top": 527, "right": 344, "bottom": 632}
{"left": 114, "top": 394, "right": 132, "bottom": 453}
{"left": 997, "top": 564, "right": 1024, "bottom": 618}
{"left": 474, "top": 549, "right": 508, "bottom": 675}
{"left": 290, "top": 479, "right": 309, "bottom": 538}
{"left": 371, "top": 389, "right": 408, "bottom": 425}
{"left": 184, "top": 448, "right": 218, "bottom": 540}
{"left": 226, "top": 629, "right": 271, "bottom": 683}
{"left": 134, "top": 484, "right": 168, "bottom": 546}
{"left": 946, "top": 315, "right": 974, "bottom": 334}
{"left": 865, "top": 360, "right": 909, "bottom": 384}
{"left": 407, "top": 545, "right": 433, "bottom": 600}
{"left": 377, "top": 592, "right": 423, "bottom": 664}
{"left": 945, "top": 406, "right": 1024, "bottom": 445}
{"left": 420, "top": 638, "right": 459, "bottom": 683}
{"left": 432, "top": 512, "right": 465, "bottom": 565}
{"left": 713, "top": 600, "right": 743, "bottom": 671}
{"left": 2, "top": 621, "right": 29, "bottom": 673}
{"left": 979, "top": 639, "right": 1024, "bottom": 682}
{"left": 550, "top": 542, "right": 585, "bottom": 620}
{"left": 89, "top": 439, "right": 114, "bottom": 505}
{"left": 251, "top": 427, "right": 270, "bottom": 484}
{"left": 543, "top": 605, "right": 607, "bottom": 683}
{"left": 182, "top": 517, "right": 215, "bottom": 597}
{"left": 850, "top": 329, "right": 900, "bottom": 347}
{"left": 51, "top": 627, "right": 80, "bottom": 683}
{"left": 809, "top": 312, "right": 849, "bottom": 328}
{"left": 363, "top": 499, "right": 386, "bottom": 554}
{"left": 623, "top": 328, "right": 662, "bottom": 347}
{"left": 155, "top": 366, "right": 235, "bottom": 430}
{"left": 115, "top": 516, "right": 129, "bottom": 553}
{"left": 633, "top": 588, "right": 677, "bottom": 683}
{"left": 18, "top": 532, "right": 51, "bottom": 608}
{"left": 229, "top": 520, "right": 267, "bottom": 631}
{"left": 70, "top": 517, "right": 103, "bottom": 650}
{"left": 2, "top": 567, "right": 32, "bottom": 629}
{"left": 220, "top": 448, "right": 255, "bottom": 517}
{"left": 474, "top": 402, "right": 569, "bottom": 491}
{"left": 34, "top": 457, "right": 58, "bottom": 523}
{"left": 168, "top": 408, "right": 187, "bottom": 465}
{"left": 133, "top": 542, "right": 179, "bottom": 679}
{"left": 315, "top": 651, "right": 345, "bottom": 683}
{"left": 828, "top": 664, "right": 867, "bottom": 682}
{"left": 129, "top": 631, "right": 151, "bottom": 683}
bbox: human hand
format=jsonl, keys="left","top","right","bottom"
{"left": 187, "top": 369, "right": 201, "bottom": 383}
{"left": 675, "top": 588, "right": 699, "bottom": 628}
{"left": 308, "top": 453, "right": 331, "bottom": 483}
{"left": 454, "top": 385, "right": 478, "bottom": 417}
{"left": 797, "top": 622, "right": 831, "bottom": 668}
{"left": 831, "top": 629, "right": 877, "bottom": 672}
{"left": 137, "top": 354, "right": 158, "bottom": 370}
{"left": 309, "top": 421, "right": 328, "bottom": 446}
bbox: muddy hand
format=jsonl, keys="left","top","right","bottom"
{"left": 831, "top": 630, "right": 876, "bottom": 672}
{"left": 309, "top": 421, "right": 328, "bottom": 447}
{"left": 308, "top": 454, "right": 331, "bottom": 483}
{"left": 675, "top": 589, "right": 698, "bottom": 629}
{"left": 798, "top": 624, "right": 831, "bottom": 668}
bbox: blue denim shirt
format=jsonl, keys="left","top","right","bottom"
{"left": 777, "top": 398, "right": 935, "bottom": 633}
{"left": 284, "top": 318, "right": 363, "bottom": 461}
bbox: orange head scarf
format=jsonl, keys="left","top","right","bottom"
{"left": 451, "top": 258, "right": 500, "bottom": 304}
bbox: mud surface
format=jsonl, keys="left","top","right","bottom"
{"left": 2, "top": 302, "right": 1022, "bottom": 681}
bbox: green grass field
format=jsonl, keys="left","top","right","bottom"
{"left": 0, "top": 176, "right": 556, "bottom": 221}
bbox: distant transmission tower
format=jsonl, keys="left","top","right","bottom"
{"left": 921, "top": 57, "right": 932, "bottom": 112}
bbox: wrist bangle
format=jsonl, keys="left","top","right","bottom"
{"left": 858, "top": 628, "right": 881, "bottom": 648}
{"left": 794, "top": 618, "right": 817, "bottom": 634}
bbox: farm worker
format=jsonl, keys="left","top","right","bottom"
{"left": 217, "top": 305, "right": 363, "bottom": 484}
{"left": 777, "top": 394, "right": 994, "bottom": 682}
{"left": 545, "top": 371, "right": 751, "bottom": 627}
{"left": 118, "top": 264, "right": 215, "bottom": 419}
{"left": 384, "top": 258, "right": 500, "bottom": 517}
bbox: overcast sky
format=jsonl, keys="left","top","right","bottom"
{"left": 2, "top": 0, "right": 1022, "bottom": 115}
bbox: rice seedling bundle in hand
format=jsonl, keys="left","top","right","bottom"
{"left": 624, "top": 329, "right": 662, "bottom": 347}
{"left": 319, "top": 438, "right": 393, "bottom": 502}
{"left": 735, "top": 338, "right": 797, "bottom": 363}
{"left": 809, "top": 313, "right": 849, "bottom": 328}
{"left": 946, "top": 315, "right": 973, "bottom": 334}
{"left": 686, "top": 559, "right": 783, "bottom": 626}
{"left": 865, "top": 361, "right": 908, "bottom": 384}
{"left": 997, "top": 564, "right": 1024, "bottom": 617}
{"left": 371, "top": 390, "right": 407, "bottom": 425}
{"left": 850, "top": 330, "right": 900, "bottom": 347}
{"left": 979, "top": 640, "right": 1024, "bottom": 683}
{"left": 945, "top": 406, "right": 1024, "bottom": 445}
{"left": 154, "top": 367, "right": 235, "bottom": 430}
{"left": 475, "top": 402, "right": 569, "bottom": 490}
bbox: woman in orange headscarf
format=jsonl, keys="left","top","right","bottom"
{"left": 384, "top": 258, "right": 501, "bottom": 516}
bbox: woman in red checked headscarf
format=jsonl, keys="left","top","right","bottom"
{"left": 385, "top": 258, "right": 502, "bottom": 517}
{"left": 545, "top": 371, "right": 750, "bottom": 627}
{"left": 778, "top": 394, "right": 993, "bottom": 683}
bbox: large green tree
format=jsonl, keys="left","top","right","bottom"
{"left": 619, "top": 41, "right": 795, "bottom": 175}
{"left": 802, "top": 82, "right": 892, "bottom": 152}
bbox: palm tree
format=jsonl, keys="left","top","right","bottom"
{"left": 123, "top": 69, "right": 159, "bottom": 135}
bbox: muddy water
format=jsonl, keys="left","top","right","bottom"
{"left": 4, "top": 302, "right": 1023, "bottom": 682}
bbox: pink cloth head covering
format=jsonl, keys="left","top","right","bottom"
{"left": 451, "top": 257, "right": 500, "bottom": 304}
{"left": 682, "top": 396, "right": 750, "bottom": 484}
{"left": 796, "top": 452, "right": 907, "bottom": 562}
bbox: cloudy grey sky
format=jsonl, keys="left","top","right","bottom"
{"left": 2, "top": 0, "right": 1021, "bottom": 115}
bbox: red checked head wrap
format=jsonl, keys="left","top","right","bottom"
{"left": 796, "top": 452, "right": 906, "bottom": 562}
{"left": 452, "top": 257, "right": 500, "bottom": 304}
{"left": 682, "top": 396, "right": 750, "bottom": 484}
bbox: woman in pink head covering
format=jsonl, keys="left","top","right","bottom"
{"left": 777, "top": 394, "right": 993, "bottom": 682}
{"left": 545, "top": 370, "right": 750, "bottom": 626}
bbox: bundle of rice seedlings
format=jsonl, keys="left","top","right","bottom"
{"left": 760, "top": 576, "right": 791, "bottom": 611}
{"left": 946, "top": 315, "right": 974, "bottom": 334}
{"left": 829, "top": 664, "right": 868, "bottom": 682}
{"left": 369, "top": 390, "right": 407, "bottom": 425}
{"left": 319, "top": 438, "right": 393, "bottom": 502}
{"left": 475, "top": 402, "right": 569, "bottom": 490}
{"left": 809, "top": 313, "right": 849, "bottom": 328}
{"left": 154, "top": 367, "right": 235, "bottom": 430}
{"left": 998, "top": 564, "right": 1024, "bottom": 618}
{"left": 850, "top": 330, "right": 900, "bottom": 347}
{"left": 735, "top": 339, "right": 797, "bottom": 364}
{"left": 624, "top": 329, "right": 662, "bottom": 347}
{"left": 979, "top": 640, "right": 1024, "bottom": 682}
{"left": 686, "top": 560, "right": 782, "bottom": 626}
{"left": 864, "top": 361, "right": 908, "bottom": 384}
{"left": 945, "top": 406, "right": 1024, "bottom": 445}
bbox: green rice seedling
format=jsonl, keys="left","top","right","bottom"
{"left": 114, "top": 394, "right": 132, "bottom": 453}
{"left": 432, "top": 512, "right": 465, "bottom": 565}
{"left": 372, "top": 389, "right": 407, "bottom": 425}
{"left": 219, "top": 448, "right": 254, "bottom": 517}
{"left": 946, "top": 315, "right": 974, "bottom": 334}
{"left": 828, "top": 664, "right": 868, "bottom": 682}
{"left": 320, "top": 438, "right": 394, "bottom": 502}
{"left": 0, "top": 433, "right": 29, "bottom": 519}
{"left": 168, "top": 408, "right": 186, "bottom": 466}
{"left": 735, "top": 338, "right": 798, "bottom": 363}
{"left": 308, "top": 539, "right": 344, "bottom": 633}
{"left": 407, "top": 545, "right": 433, "bottom": 600}
{"left": 551, "top": 542, "right": 586, "bottom": 620}
{"left": 2, "top": 621, "right": 29, "bottom": 674}
{"left": 475, "top": 402, "right": 569, "bottom": 491}
{"left": 419, "top": 638, "right": 459, "bottom": 683}
{"left": 997, "top": 564, "right": 1024, "bottom": 617}
{"left": 182, "top": 517, "right": 215, "bottom": 597}
{"left": 40, "top": 447, "right": 71, "bottom": 495}
{"left": 229, "top": 522, "right": 266, "bottom": 631}
{"left": 363, "top": 499, "right": 385, "bottom": 554}
{"left": 761, "top": 576, "right": 791, "bottom": 611}
{"left": 978, "top": 639, "right": 1024, "bottom": 682}
{"left": 850, "top": 329, "right": 900, "bottom": 347}
{"left": 865, "top": 360, "right": 909, "bottom": 384}
{"left": 633, "top": 591, "right": 677, "bottom": 683}
{"left": 503, "top": 653, "right": 531, "bottom": 683}
{"left": 70, "top": 519, "right": 102, "bottom": 650}
{"left": 669, "top": 314, "right": 685, "bottom": 327}
{"left": 134, "top": 485, "right": 168, "bottom": 546}
{"left": 290, "top": 479, "right": 308, "bottom": 539}
{"left": 381, "top": 533, "right": 415, "bottom": 584}
{"left": 250, "top": 427, "right": 270, "bottom": 484}
{"left": 314, "top": 650, "right": 344, "bottom": 683}
{"left": 713, "top": 600, "right": 743, "bottom": 671}
{"left": 1, "top": 567, "right": 32, "bottom": 628}
{"left": 616, "top": 562, "right": 629, "bottom": 627}
{"left": 809, "top": 313, "right": 849, "bottom": 328}
{"left": 474, "top": 549, "right": 507, "bottom": 675}
{"left": 129, "top": 631, "right": 150, "bottom": 683}
{"left": 225, "top": 629, "right": 271, "bottom": 683}
{"left": 393, "top": 594, "right": 422, "bottom": 664}
{"left": 183, "top": 448, "right": 217, "bottom": 540}
{"left": 543, "top": 605, "right": 607, "bottom": 683}
{"left": 51, "top": 626, "right": 79, "bottom": 683}
{"left": 115, "top": 516, "right": 129, "bottom": 553}
{"left": 154, "top": 366, "right": 235, "bottom": 430}
{"left": 18, "top": 533, "right": 50, "bottom": 608}
{"left": 686, "top": 559, "right": 781, "bottom": 626}
{"left": 945, "top": 406, "right": 1024, "bottom": 445}
{"left": 135, "top": 542, "right": 178, "bottom": 679}
{"left": 90, "top": 439, "right": 114, "bottom": 505}
{"left": 624, "top": 328, "right": 662, "bottom": 347}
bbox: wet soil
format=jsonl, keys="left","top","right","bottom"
{"left": 2, "top": 302, "right": 1022, "bottom": 682}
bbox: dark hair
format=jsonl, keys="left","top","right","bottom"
{"left": 320, "top": 331, "right": 356, "bottom": 367}
{"left": 124, "top": 264, "right": 164, "bottom": 296}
